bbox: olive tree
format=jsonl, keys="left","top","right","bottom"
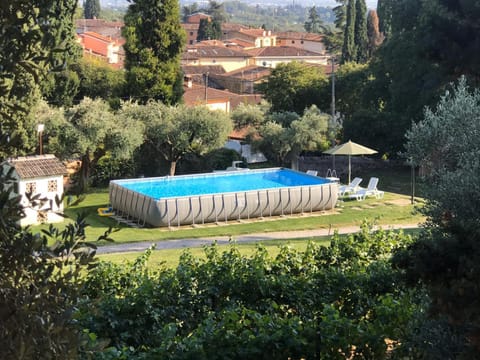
{"left": 139, "top": 103, "right": 233, "bottom": 175}
{"left": 253, "top": 105, "right": 333, "bottom": 168}
{"left": 42, "top": 98, "right": 144, "bottom": 192}
{"left": 397, "top": 77, "right": 480, "bottom": 355}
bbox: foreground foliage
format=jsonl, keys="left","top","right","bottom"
{"left": 0, "top": 163, "right": 114, "bottom": 359}
{"left": 78, "top": 224, "right": 426, "bottom": 359}
{"left": 398, "top": 77, "right": 480, "bottom": 355}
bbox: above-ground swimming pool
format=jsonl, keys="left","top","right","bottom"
{"left": 109, "top": 168, "right": 338, "bottom": 227}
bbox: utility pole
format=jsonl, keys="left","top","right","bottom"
{"left": 330, "top": 56, "right": 336, "bottom": 121}
{"left": 204, "top": 72, "right": 209, "bottom": 104}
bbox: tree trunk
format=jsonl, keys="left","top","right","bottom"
{"left": 169, "top": 161, "right": 176, "bottom": 176}
{"left": 79, "top": 154, "right": 91, "bottom": 193}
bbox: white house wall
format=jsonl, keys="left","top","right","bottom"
{"left": 18, "top": 175, "right": 65, "bottom": 226}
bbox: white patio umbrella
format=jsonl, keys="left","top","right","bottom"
{"left": 323, "top": 140, "right": 377, "bottom": 184}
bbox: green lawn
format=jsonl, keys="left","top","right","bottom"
{"left": 99, "top": 228, "right": 422, "bottom": 268}
{"left": 30, "top": 165, "right": 425, "bottom": 246}
{"left": 98, "top": 238, "right": 330, "bottom": 268}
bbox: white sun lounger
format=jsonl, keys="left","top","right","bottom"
{"left": 348, "top": 177, "right": 384, "bottom": 201}
{"left": 339, "top": 177, "right": 363, "bottom": 196}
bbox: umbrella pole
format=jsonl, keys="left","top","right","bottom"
{"left": 348, "top": 155, "right": 351, "bottom": 184}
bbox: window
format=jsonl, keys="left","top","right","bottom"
{"left": 190, "top": 32, "right": 194, "bottom": 36}
{"left": 37, "top": 211, "right": 48, "bottom": 223}
{"left": 190, "top": 40, "right": 194, "bottom": 45}
{"left": 291, "top": 40, "right": 295, "bottom": 44}
{"left": 48, "top": 180, "right": 58, "bottom": 193}
{"left": 25, "top": 182, "right": 36, "bottom": 194}
{"left": 301, "top": 40, "right": 304, "bottom": 44}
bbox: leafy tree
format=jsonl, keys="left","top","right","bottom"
{"left": 123, "top": 0, "right": 186, "bottom": 104}
{"left": 231, "top": 102, "right": 266, "bottom": 129}
{"left": 323, "top": 0, "right": 347, "bottom": 54}
{"left": 404, "top": 77, "right": 480, "bottom": 228}
{"left": 360, "top": 0, "right": 480, "bottom": 157}
{"left": 0, "top": 0, "right": 79, "bottom": 157}
{"left": 396, "top": 77, "right": 480, "bottom": 355}
{"left": 137, "top": 102, "right": 233, "bottom": 175}
{"left": 253, "top": 106, "right": 333, "bottom": 167}
{"left": 40, "top": 0, "right": 82, "bottom": 108}
{"left": 354, "top": 0, "right": 368, "bottom": 63}
{"left": 304, "top": 6, "right": 327, "bottom": 34}
{"left": 341, "top": 0, "right": 356, "bottom": 63}
{"left": 42, "top": 98, "right": 144, "bottom": 192}
{"left": 73, "top": 58, "right": 126, "bottom": 107}
{"left": 206, "top": 0, "right": 228, "bottom": 22}
{"left": 0, "top": 162, "right": 113, "bottom": 359}
{"left": 257, "top": 62, "right": 329, "bottom": 114}
{"left": 366, "top": 10, "right": 383, "bottom": 57}
{"left": 84, "top": 0, "right": 101, "bottom": 19}
{"left": 197, "top": 18, "right": 222, "bottom": 41}
{"left": 252, "top": 121, "right": 291, "bottom": 165}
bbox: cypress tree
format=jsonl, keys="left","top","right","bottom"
{"left": 84, "top": 0, "right": 101, "bottom": 19}
{"left": 366, "top": 10, "right": 383, "bottom": 57}
{"left": 377, "top": 0, "right": 392, "bottom": 38}
{"left": 354, "top": 0, "right": 368, "bottom": 63}
{"left": 123, "top": 0, "right": 186, "bottom": 104}
{"left": 341, "top": 0, "right": 356, "bottom": 63}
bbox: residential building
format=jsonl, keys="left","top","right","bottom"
{"left": 76, "top": 18, "right": 124, "bottom": 39}
{"left": 245, "top": 46, "right": 329, "bottom": 68}
{"left": 183, "top": 82, "right": 232, "bottom": 112}
{"left": 182, "top": 45, "right": 252, "bottom": 72}
{"left": 78, "top": 31, "right": 124, "bottom": 67}
{"left": 6, "top": 155, "right": 67, "bottom": 226}
{"left": 275, "top": 31, "right": 326, "bottom": 54}
{"left": 225, "top": 28, "right": 277, "bottom": 48}
{"left": 209, "top": 65, "right": 271, "bottom": 94}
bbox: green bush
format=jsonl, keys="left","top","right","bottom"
{"left": 77, "top": 223, "right": 425, "bottom": 359}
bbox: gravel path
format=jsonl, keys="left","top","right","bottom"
{"left": 97, "top": 223, "right": 420, "bottom": 255}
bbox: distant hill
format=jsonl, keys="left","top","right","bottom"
{"left": 100, "top": 0, "right": 377, "bottom": 10}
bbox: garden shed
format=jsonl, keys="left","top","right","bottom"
{"left": 7, "top": 154, "right": 67, "bottom": 226}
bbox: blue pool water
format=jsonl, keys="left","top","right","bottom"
{"left": 119, "top": 168, "right": 328, "bottom": 200}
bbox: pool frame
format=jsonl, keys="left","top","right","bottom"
{"left": 109, "top": 168, "right": 338, "bottom": 227}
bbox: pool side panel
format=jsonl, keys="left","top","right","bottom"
{"left": 109, "top": 173, "right": 339, "bottom": 227}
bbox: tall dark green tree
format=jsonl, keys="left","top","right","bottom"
{"left": 197, "top": 18, "right": 222, "bottom": 41}
{"left": 123, "top": 0, "right": 186, "bottom": 104}
{"left": 377, "top": 0, "right": 392, "bottom": 39}
{"left": 323, "top": 0, "right": 347, "bottom": 54}
{"left": 304, "top": 6, "right": 327, "bottom": 34}
{"left": 354, "top": 0, "right": 368, "bottom": 63}
{"left": 84, "top": 0, "right": 101, "bottom": 19}
{"left": 341, "top": 0, "right": 356, "bottom": 63}
{"left": 206, "top": 0, "right": 228, "bottom": 23}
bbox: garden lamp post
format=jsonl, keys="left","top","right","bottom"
{"left": 37, "top": 124, "right": 44, "bottom": 155}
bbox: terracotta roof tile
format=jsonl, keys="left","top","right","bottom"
{"left": 245, "top": 46, "right": 324, "bottom": 57}
{"left": 184, "top": 45, "right": 251, "bottom": 58}
{"left": 221, "top": 65, "right": 271, "bottom": 80}
{"left": 183, "top": 84, "right": 233, "bottom": 105}
{"left": 274, "top": 31, "right": 325, "bottom": 42}
{"left": 8, "top": 155, "right": 67, "bottom": 179}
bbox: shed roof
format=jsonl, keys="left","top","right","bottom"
{"left": 8, "top": 154, "right": 67, "bottom": 179}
